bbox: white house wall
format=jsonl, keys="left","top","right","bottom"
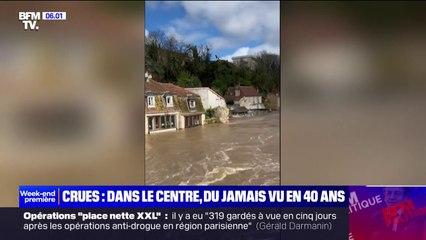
{"left": 186, "top": 88, "right": 226, "bottom": 110}
{"left": 179, "top": 114, "right": 185, "bottom": 129}
{"left": 201, "top": 114, "right": 206, "bottom": 125}
{"left": 240, "top": 96, "right": 266, "bottom": 110}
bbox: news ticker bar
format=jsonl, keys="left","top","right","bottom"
{"left": 19, "top": 186, "right": 348, "bottom": 208}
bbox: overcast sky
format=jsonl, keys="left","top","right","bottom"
{"left": 145, "top": 1, "right": 280, "bottom": 62}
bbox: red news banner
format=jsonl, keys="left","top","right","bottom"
{"left": 349, "top": 186, "right": 426, "bottom": 240}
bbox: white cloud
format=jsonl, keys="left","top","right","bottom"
{"left": 249, "top": 43, "right": 280, "bottom": 55}
{"left": 149, "top": 1, "right": 280, "bottom": 56}
{"left": 222, "top": 47, "right": 251, "bottom": 62}
{"left": 179, "top": 1, "right": 279, "bottom": 51}
{"left": 165, "top": 26, "right": 185, "bottom": 41}
{"left": 165, "top": 26, "right": 207, "bottom": 44}
{"left": 206, "top": 37, "right": 240, "bottom": 52}
{"left": 184, "top": 32, "right": 208, "bottom": 43}
{"left": 222, "top": 43, "right": 280, "bottom": 62}
{"left": 145, "top": 29, "right": 149, "bottom": 37}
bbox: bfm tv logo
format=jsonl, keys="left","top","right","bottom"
{"left": 19, "top": 12, "right": 40, "bottom": 30}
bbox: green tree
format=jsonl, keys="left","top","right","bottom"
{"left": 145, "top": 30, "right": 280, "bottom": 96}
{"left": 176, "top": 71, "right": 202, "bottom": 88}
{"left": 252, "top": 51, "right": 280, "bottom": 94}
{"left": 146, "top": 30, "right": 187, "bottom": 83}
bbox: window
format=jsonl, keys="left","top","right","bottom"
{"left": 148, "top": 115, "right": 176, "bottom": 132}
{"left": 160, "top": 116, "right": 165, "bottom": 128}
{"left": 189, "top": 100, "right": 196, "bottom": 109}
{"left": 185, "top": 115, "right": 201, "bottom": 128}
{"left": 148, "top": 117, "right": 153, "bottom": 130}
{"left": 170, "top": 115, "right": 175, "bottom": 127}
{"left": 195, "top": 115, "right": 200, "bottom": 126}
{"left": 166, "top": 96, "right": 173, "bottom": 107}
{"left": 147, "top": 96, "right": 155, "bottom": 108}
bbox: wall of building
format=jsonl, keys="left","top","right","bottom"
{"left": 240, "top": 96, "right": 266, "bottom": 110}
{"left": 201, "top": 114, "right": 206, "bottom": 125}
{"left": 187, "top": 88, "right": 226, "bottom": 110}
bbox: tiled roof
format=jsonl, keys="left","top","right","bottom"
{"left": 224, "top": 86, "right": 261, "bottom": 101}
{"left": 186, "top": 87, "right": 225, "bottom": 100}
{"left": 144, "top": 95, "right": 180, "bottom": 114}
{"left": 145, "top": 80, "right": 199, "bottom": 97}
{"left": 144, "top": 80, "right": 204, "bottom": 114}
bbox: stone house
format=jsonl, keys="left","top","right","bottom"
{"left": 145, "top": 74, "right": 205, "bottom": 134}
{"left": 224, "top": 85, "right": 266, "bottom": 111}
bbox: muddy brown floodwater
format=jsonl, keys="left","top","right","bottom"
{"left": 145, "top": 111, "right": 280, "bottom": 185}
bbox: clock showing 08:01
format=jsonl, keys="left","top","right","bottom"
{"left": 42, "top": 12, "right": 67, "bottom": 20}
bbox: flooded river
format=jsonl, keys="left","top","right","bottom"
{"left": 145, "top": 111, "right": 280, "bottom": 185}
